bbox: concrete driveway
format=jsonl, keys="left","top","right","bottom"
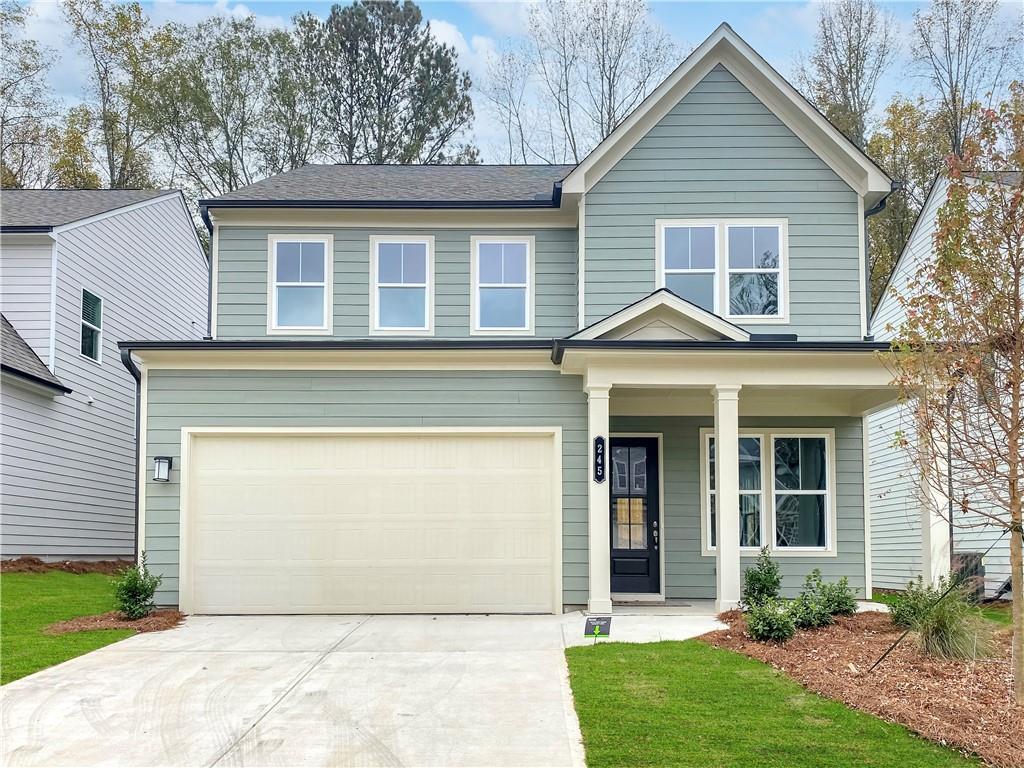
{"left": 1, "top": 610, "right": 722, "bottom": 767}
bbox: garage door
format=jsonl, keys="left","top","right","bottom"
{"left": 182, "top": 430, "right": 560, "bottom": 614}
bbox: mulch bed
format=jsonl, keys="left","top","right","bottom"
{"left": 701, "top": 611, "right": 1022, "bottom": 768}
{"left": 1, "top": 556, "right": 133, "bottom": 575}
{"left": 44, "top": 609, "right": 185, "bottom": 635}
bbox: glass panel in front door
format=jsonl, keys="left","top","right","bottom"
{"left": 612, "top": 446, "right": 648, "bottom": 550}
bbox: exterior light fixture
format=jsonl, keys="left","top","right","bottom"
{"left": 153, "top": 456, "right": 172, "bottom": 482}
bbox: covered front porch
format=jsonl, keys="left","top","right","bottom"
{"left": 559, "top": 343, "right": 896, "bottom": 615}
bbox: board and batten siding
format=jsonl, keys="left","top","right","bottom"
{"left": 868, "top": 177, "right": 1012, "bottom": 596}
{"left": 1, "top": 196, "right": 208, "bottom": 559}
{"left": 585, "top": 64, "right": 863, "bottom": 339}
{"left": 142, "top": 369, "right": 588, "bottom": 607}
{"left": 0, "top": 235, "right": 54, "bottom": 365}
{"left": 215, "top": 227, "right": 578, "bottom": 339}
{"left": 611, "top": 415, "right": 867, "bottom": 598}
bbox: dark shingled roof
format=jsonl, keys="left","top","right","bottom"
{"left": 201, "top": 164, "right": 575, "bottom": 207}
{"left": 1, "top": 315, "right": 70, "bottom": 394}
{"left": 0, "top": 189, "right": 173, "bottom": 231}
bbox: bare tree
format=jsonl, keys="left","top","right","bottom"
{"left": 797, "top": 0, "right": 896, "bottom": 149}
{"left": 484, "top": 0, "right": 678, "bottom": 164}
{"left": 912, "top": 0, "right": 1022, "bottom": 158}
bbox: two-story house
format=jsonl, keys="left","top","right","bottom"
{"left": 120, "top": 25, "right": 898, "bottom": 615}
{"left": 1, "top": 189, "right": 208, "bottom": 561}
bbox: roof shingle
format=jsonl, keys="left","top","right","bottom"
{"left": 0, "top": 315, "right": 70, "bottom": 393}
{"left": 0, "top": 189, "right": 173, "bottom": 230}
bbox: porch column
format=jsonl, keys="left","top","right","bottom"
{"left": 586, "top": 385, "right": 613, "bottom": 614}
{"left": 714, "top": 384, "right": 742, "bottom": 611}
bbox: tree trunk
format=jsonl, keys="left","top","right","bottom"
{"left": 1011, "top": 512, "right": 1023, "bottom": 703}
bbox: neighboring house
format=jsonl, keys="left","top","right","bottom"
{"left": 868, "top": 177, "right": 1014, "bottom": 598}
{"left": 120, "top": 24, "right": 898, "bottom": 615}
{"left": 1, "top": 190, "right": 208, "bottom": 560}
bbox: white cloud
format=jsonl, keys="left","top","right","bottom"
{"left": 461, "top": 0, "right": 532, "bottom": 37}
{"left": 428, "top": 17, "right": 498, "bottom": 85}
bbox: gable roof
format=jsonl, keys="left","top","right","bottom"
{"left": 200, "top": 164, "right": 574, "bottom": 210}
{"left": 0, "top": 189, "right": 174, "bottom": 232}
{"left": 568, "top": 289, "right": 751, "bottom": 342}
{"left": 0, "top": 315, "right": 70, "bottom": 394}
{"left": 560, "top": 23, "right": 892, "bottom": 202}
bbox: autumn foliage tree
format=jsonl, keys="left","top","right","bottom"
{"left": 887, "top": 83, "right": 1024, "bottom": 702}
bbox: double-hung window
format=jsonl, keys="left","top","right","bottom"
{"left": 472, "top": 236, "right": 534, "bottom": 334}
{"left": 702, "top": 429, "right": 833, "bottom": 555}
{"left": 268, "top": 235, "right": 332, "bottom": 334}
{"left": 371, "top": 237, "right": 433, "bottom": 334}
{"left": 657, "top": 219, "right": 786, "bottom": 320}
{"left": 80, "top": 289, "right": 102, "bottom": 362}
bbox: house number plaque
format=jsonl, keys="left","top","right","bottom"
{"left": 593, "top": 436, "right": 606, "bottom": 483}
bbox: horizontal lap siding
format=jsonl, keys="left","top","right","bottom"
{"left": 585, "top": 65, "right": 862, "bottom": 339}
{"left": 0, "top": 238, "right": 53, "bottom": 364}
{"left": 611, "top": 415, "right": 866, "bottom": 598}
{"left": 143, "top": 369, "right": 588, "bottom": 607}
{"left": 216, "top": 228, "right": 577, "bottom": 339}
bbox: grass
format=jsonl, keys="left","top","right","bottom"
{"left": 872, "top": 590, "right": 1013, "bottom": 627}
{"left": 565, "top": 640, "right": 978, "bottom": 768}
{"left": 1, "top": 571, "right": 133, "bottom": 685}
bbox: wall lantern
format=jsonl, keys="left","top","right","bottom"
{"left": 153, "top": 456, "right": 172, "bottom": 482}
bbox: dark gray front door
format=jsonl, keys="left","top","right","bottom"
{"left": 609, "top": 437, "right": 660, "bottom": 594}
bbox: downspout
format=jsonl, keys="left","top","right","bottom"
{"left": 121, "top": 347, "right": 143, "bottom": 563}
{"left": 200, "top": 205, "right": 214, "bottom": 339}
{"left": 862, "top": 180, "right": 903, "bottom": 335}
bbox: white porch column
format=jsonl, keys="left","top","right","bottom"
{"left": 714, "top": 384, "right": 742, "bottom": 612}
{"left": 586, "top": 385, "right": 613, "bottom": 614}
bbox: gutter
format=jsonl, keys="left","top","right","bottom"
{"left": 551, "top": 338, "right": 891, "bottom": 364}
{"left": 120, "top": 348, "right": 143, "bottom": 563}
{"left": 0, "top": 225, "right": 53, "bottom": 234}
{"left": 118, "top": 338, "right": 556, "bottom": 352}
{"left": 196, "top": 198, "right": 561, "bottom": 212}
{"left": 0, "top": 363, "right": 72, "bottom": 394}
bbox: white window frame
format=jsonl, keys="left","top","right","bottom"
{"left": 700, "top": 427, "right": 836, "bottom": 557}
{"left": 266, "top": 234, "right": 333, "bottom": 335}
{"left": 655, "top": 219, "right": 789, "bottom": 323}
{"left": 470, "top": 235, "right": 535, "bottom": 335}
{"left": 369, "top": 235, "right": 434, "bottom": 336}
{"left": 79, "top": 287, "right": 102, "bottom": 364}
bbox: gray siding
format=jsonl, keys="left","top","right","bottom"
{"left": 0, "top": 236, "right": 53, "bottom": 365}
{"left": 585, "top": 65, "right": 863, "bottom": 339}
{"left": 611, "top": 415, "right": 867, "bottom": 598}
{"left": 216, "top": 227, "right": 577, "bottom": 339}
{"left": 1, "top": 196, "right": 208, "bottom": 559}
{"left": 142, "top": 369, "right": 588, "bottom": 607}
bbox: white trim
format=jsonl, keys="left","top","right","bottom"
{"left": 47, "top": 238, "right": 57, "bottom": 370}
{"left": 573, "top": 288, "right": 750, "bottom": 342}
{"left": 655, "top": 218, "right": 789, "bottom": 323}
{"left": 177, "top": 426, "right": 564, "bottom": 615}
{"left": 560, "top": 24, "right": 891, "bottom": 199}
{"left": 610, "top": 431, "right": 666, "bottom": 601}
{"left": 470, "top": 235, "right": 536, "bottom": 336}
{"left": 79, "top": 287, "right": 103, "bottom": 365}
{"left": 137, "top": 365, "right": 148, "bottom": 565}
{"left": 266, "top": 233, "right": 334, "bottom": 335}
{"left": 49, "top": 191, "right": 182, "bottom": 234}
{"left": 577, "top": 194, "right": 586, "bottom": 330}
{"left": 368, "top": 235, "right": 435, "bottom": 336}
{"left": 857, "top": 196, "right": 867, "bottom": 338}
{"left": 699, "top": 427, "right": 838, "bottom": 558}
{"left": 862, "top": 418, "right": 872, "bottom": 599}
{"left": 210, "top": 220, "right": 219, "bottom": 339}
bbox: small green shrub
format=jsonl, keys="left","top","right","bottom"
{"left": 789, "top": 591, "right": 834, "bottom": 630}
{"left": 914, "top": 583, "right": 994, "bottom": 659}
{"left": 741, "top": 547, "right": 781, "bottom": 608}
{"left": 113, "top": 553, "right": 162, "bottom": 620}
{"left": 889, "top": 577, "right": 940, "bottom": 628}
{"left": 746, "top": 598, "right": 796, "bottom": 642}
{"left": 800, "top": 569, "right": 858, "bottom": 617}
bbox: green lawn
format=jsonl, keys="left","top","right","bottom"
{"left": 565, "top": 641, "right": 977, "bottom": 768}
{"left": 872, "top": 590, "right": 1013, "bottom": 627}
{"left": 1, "top": 571, "right": 133, "bottom": 685}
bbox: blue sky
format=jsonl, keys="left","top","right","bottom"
{"left": 23, "top": 0, "right": 1015, "bottom": 161}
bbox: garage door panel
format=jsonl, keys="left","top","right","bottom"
{"left": 187, "top": 432, "right": 558, "bottom": 614}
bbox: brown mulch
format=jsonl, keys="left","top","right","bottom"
{"left": 701, "top": 611, "right": 1022, "bottom": 768}
{"left": 44, "top": 609, "right": 184, "bottom": 635}
{"left": 1, "top": 556, "right": 133, "bottom": 575}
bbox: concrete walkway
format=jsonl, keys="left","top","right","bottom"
{"left": 1, "top": 610, "right": 722, "bottom": 768}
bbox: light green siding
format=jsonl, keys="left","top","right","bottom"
{"left": 216, "top": 227, "right": 578, "bottom": 339}
{"left": 611, "top": 415, "right": 867, "bottom": 598}
{"left": 585, "top": 64, "right": 863, "bottom": 339}
{"left": 143, "top": 369, "right": 588, "bottom": 607}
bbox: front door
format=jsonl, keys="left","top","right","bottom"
{"left": 609, "top": 437, "right": 660, "bottom": 595}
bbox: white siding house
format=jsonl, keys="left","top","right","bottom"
{"left": 1, "top": 190, "right": 208, "bottom": 560}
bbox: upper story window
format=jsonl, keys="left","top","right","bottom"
{"left": 80, "top": 289, "right": 102, "bottom": 362}
{"left": 268, "top": 235, "right": 333, "bottom": 334}
{"left": 471, "top": 236, "right": 534, "bottom": 335}
{"left": 371, "top": 236, "right": 433, "bottom": 335}
{"left": 657, "top": 219, "right": 787, "bottom": 321}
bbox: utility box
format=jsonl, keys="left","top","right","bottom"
{"left": 951, "top": 552, "right": 986, "bottom": 601}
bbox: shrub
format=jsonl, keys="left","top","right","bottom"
{"left": 789, "top": 591, "right": 834, "bottom": 630}
{"left": 800, "top": 569, "right": 858, "bottom": 617}
{"left": 746, "top": 598, "right": 796, "bottom": 642}
{"left": 113, "top": 553, "right": 162, "bottom": 620}
{"left": 889, "top": 577, "right": 940, "bottom": 628}
{"left": 741, "top": 547, "right": 781, "bottom": 608}
{"left": 912, "top": 581, "right": 993, "bottom": 660}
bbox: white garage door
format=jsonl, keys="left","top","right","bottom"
{"left": 182, "top": 430, "right": 560, "bottom": 614}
